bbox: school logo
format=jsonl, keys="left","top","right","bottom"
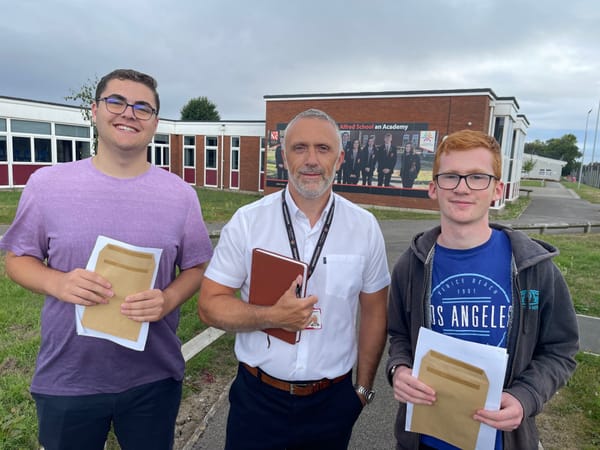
{"left": 520, "top": 290, "right": 540, "bottom": 310}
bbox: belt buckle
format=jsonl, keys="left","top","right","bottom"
{"left": 289, "top": 382, "right": 309, "bottom": 395}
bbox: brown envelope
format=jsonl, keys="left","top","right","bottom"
{"left": 410, "top": 349, "right": 489, "bottom": 450}
{"left": 81, "top": 243, "right": 156, "bottom": 342}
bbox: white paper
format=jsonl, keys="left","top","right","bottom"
{"left": 75, "top": 236, "right": 162, "bottom": 351}
{"left": 406, "top": 327, "right": 508, "bottom": 449}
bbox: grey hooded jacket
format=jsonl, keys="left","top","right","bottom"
{"left": 387, "top": 224, "right": 579, "bottom": 450}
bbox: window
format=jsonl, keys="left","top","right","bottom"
{"left": 57, "top": 140, "right": 73, "bottom": 162}
{"left": 231, "top": 136, "right": 240, "bottom": 171}
{"left": 260, "top": 137, "right": 266, "bottom": 171}
{"left": 493, "top": 117, "right": 505, "bottom": 146}
{"left": 76, "top": 141, "right": 91, "bottom": 160}
{"left": 34, "top": 138, "right": 51, "bottom": 162}
{"left": 13, "top": 136, "right": 31, "bottom": 162}
{"left": 55, "top": 124, "right": 90, "bottom": 138}
{"left": 184, "top": 136, "right": 195, "bottom": 166}
{"left": 205, "top": 136, "right": 217, "bottom": 169}
{"left": 0, "top": 136, "right": 6, "bottom": 162}
{"left": 12, "top": 119, "right": 51, "bottom": 135}
{"left": 150, "top": 134, "right": 170, "bottom": 166}
{"left": 0, "top": 120, "right": 6, "bottom": 162}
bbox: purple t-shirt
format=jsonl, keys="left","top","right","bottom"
{"left": 0, "top": 158, "right": 213, "bottom": 395}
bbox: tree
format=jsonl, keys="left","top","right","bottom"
{"left": 65, "top": 75, "right": 99, "bottom": 152}
{"left": 64, "top": 75, "right": 99, "bottom": 123}
{"left": 180, "top": 96, "right": 220, "bottom": 121}
{"left": 524, "top": 133, "right": 582, "bottom": 176}
{"left": 521, "top": 157, "right": 536, "bottom": 176}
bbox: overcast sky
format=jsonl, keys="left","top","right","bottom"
{"left": 2, "top": 0, "right": 600, "bottom": 161}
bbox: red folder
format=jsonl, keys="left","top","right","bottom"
{"left": 248, "top": 248, "right": 308, "bottom": 344}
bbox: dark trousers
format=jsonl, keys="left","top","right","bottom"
{"left": 377, "top": 170, "right": 392, "bottom": 186}
{"left": 225, "top": 363, "right": 363, "bottom": 450}
{"left": 33, "top": 377, "right": 182, "bottom": 450}
{"left": 361, "top": 169, "right": 373, "bottom": 185}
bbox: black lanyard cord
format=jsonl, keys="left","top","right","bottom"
{"left": 281, "top": 189, "right": 335, "bottom": 280}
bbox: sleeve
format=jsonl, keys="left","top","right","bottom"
{"left": 386, "top": 250, "right": 419, "bottom": 385}
{"left": 0, "top": 173, "right": 47, "bottom": 260}
{"left": 505, "top": 260, "right": 579, "bottom": 417}
{"left": 362, "top": 214, "right": 391, "bottom": 293}
{"left": 178, "top": 187, "right": 213, "bottom": 270}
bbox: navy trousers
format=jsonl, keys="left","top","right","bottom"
{"left": 225, "top": 363, "right": 363, "bottom": 450}
{"left": 33, "top": 377, "right": 182, "bottom": 450}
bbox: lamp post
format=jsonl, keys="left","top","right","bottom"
{"left": 591, "top": 99, "right": 600, "bottom": 167}
{"left": 578, "top": 108, "right": 593, "bottom": 189}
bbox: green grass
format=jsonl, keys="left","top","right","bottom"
{"left": 194, "top": 188, "right": 261, "bottom": 222}
{"left": 562, "top": 180, "right": 600, "bottom": 204}
{"left": 531, "top": 234, "right": 600, "bottom": 317}
{"left": 520, "top": 179, "right": 545, "bottom": 187}
{"left": 0, "top": 190, "right": 21, "bottom": 224}
{"left": 542, "top": 352, "right": 600, "bottom": 448}
{"left": 0, "top": 257, "right": 42, "bottom": 449}
{"left": 1, "top": 184, "right": 599, "bottom": 448}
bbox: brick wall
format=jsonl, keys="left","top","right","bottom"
{"left": 264, "top": 93, "right": 492, "bottom": 210}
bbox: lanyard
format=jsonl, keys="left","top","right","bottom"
{"left": 281, "top": 189, "right": 335, "bottom": 280}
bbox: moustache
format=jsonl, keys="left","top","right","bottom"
{"left": 300, "top": 169, "right": 324, "bottom": 175}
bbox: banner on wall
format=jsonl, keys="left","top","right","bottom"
{"left": 266, "top": 122, "right": 437, "bottom": 194}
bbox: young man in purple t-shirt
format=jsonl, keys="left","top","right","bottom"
{"left": 0, "top": 69, "right": 213, "bottom": 450}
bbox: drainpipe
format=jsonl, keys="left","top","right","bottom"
{"left": 220, "top": 124, "right": 226, "bottom": 189}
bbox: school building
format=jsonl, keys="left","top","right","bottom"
{"left": 0, "top": 88, "right": 529, "bottom": 211}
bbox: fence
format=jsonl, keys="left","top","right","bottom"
{"left": 580, "top": 164, "right": 600, "bottom": 188}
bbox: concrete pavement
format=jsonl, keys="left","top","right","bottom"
{"left": 1, "top": 182, "right": 597, "bottom": 449}
{"left": 189, "top": 181, "right": 600, "bottom": 450}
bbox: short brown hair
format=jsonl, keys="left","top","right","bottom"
{"left": 95, "top": 69, "right": 160, "bottom": 113}
{"left": 433, "top": 130, "right": 501, "bottom": 178}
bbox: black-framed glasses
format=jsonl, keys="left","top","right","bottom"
{"left": 97, "top": 95, "right": 157, "bottom": 121}
{"left": 434, "top": 173, "right": 498, "bottom": 190}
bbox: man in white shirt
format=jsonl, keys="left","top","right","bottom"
{"left": 198, "top": 108, "right": 390, "bottom": 450}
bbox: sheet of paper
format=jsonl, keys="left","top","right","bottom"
{"left": 406, "top": 327, "right": 508, "bottom": 450}
{"left": 75, "top": 236, "right": 162, "bottom": 351}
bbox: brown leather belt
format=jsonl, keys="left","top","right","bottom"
{"left": 242, "top": 363, "right": 350, "bottom": 396}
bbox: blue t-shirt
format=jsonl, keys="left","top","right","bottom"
{"left": 421, "top": 229, "right": 512, "bottom": 450}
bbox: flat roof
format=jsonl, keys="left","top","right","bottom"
{"left": 264, "top": 88, "right": 520, "bottom": 109}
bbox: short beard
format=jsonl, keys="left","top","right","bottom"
{"left": 288, "top": 168, "right": 336, "bottom": 199}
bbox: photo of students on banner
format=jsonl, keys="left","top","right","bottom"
{"left": 266, "top": 122, "right": 437, "bottom": 194}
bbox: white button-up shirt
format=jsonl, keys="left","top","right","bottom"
{"left": 204, "top": 189, "right": 390, "bottom": 381}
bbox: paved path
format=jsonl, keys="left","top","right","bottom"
{"left": 190, "top": 182, "right": 600, "bottom": 450}
{"left": 1, "top": 182, "right": 598, "bottom": 449}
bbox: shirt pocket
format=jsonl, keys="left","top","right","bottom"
{"left": 324, "top": 254, "right": 365, "bottom": 299}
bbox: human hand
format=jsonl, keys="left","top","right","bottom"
{"left": 392, "top": 365, "right": 436, "bottom": 405}
{"left": 273, "top": 276, "right": 318, "bottom": 331}
{"left": 474, "top": 392, "right": 523, "bottom": 431}
{"left": 121, "top": 289, "right": 170, "bottom": 322}
{"left": 56, "top": 268, "right": 113, "bottom": 306}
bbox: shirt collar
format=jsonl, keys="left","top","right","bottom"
{"left": 284, "top": 187, "right": 335, "bottom": 223}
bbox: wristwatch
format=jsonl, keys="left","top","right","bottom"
{"left": 354, "top": 384, "right": 375, "bottom": 404}
{"left": 388, "top": 364, "right": 399, "bottom": 384}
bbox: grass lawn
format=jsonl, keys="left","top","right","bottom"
{"left": 562, "top": 180, "right": 600, "bottom": 204}
{"left": 1, "top": 183, "right": 599, "bottom": 448}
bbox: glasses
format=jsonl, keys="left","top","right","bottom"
{"left": 97, "top": 95, "right": 157, "bottom": 121}
{"left": 434, "top": 173, "right": 498, "bottom": 190}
